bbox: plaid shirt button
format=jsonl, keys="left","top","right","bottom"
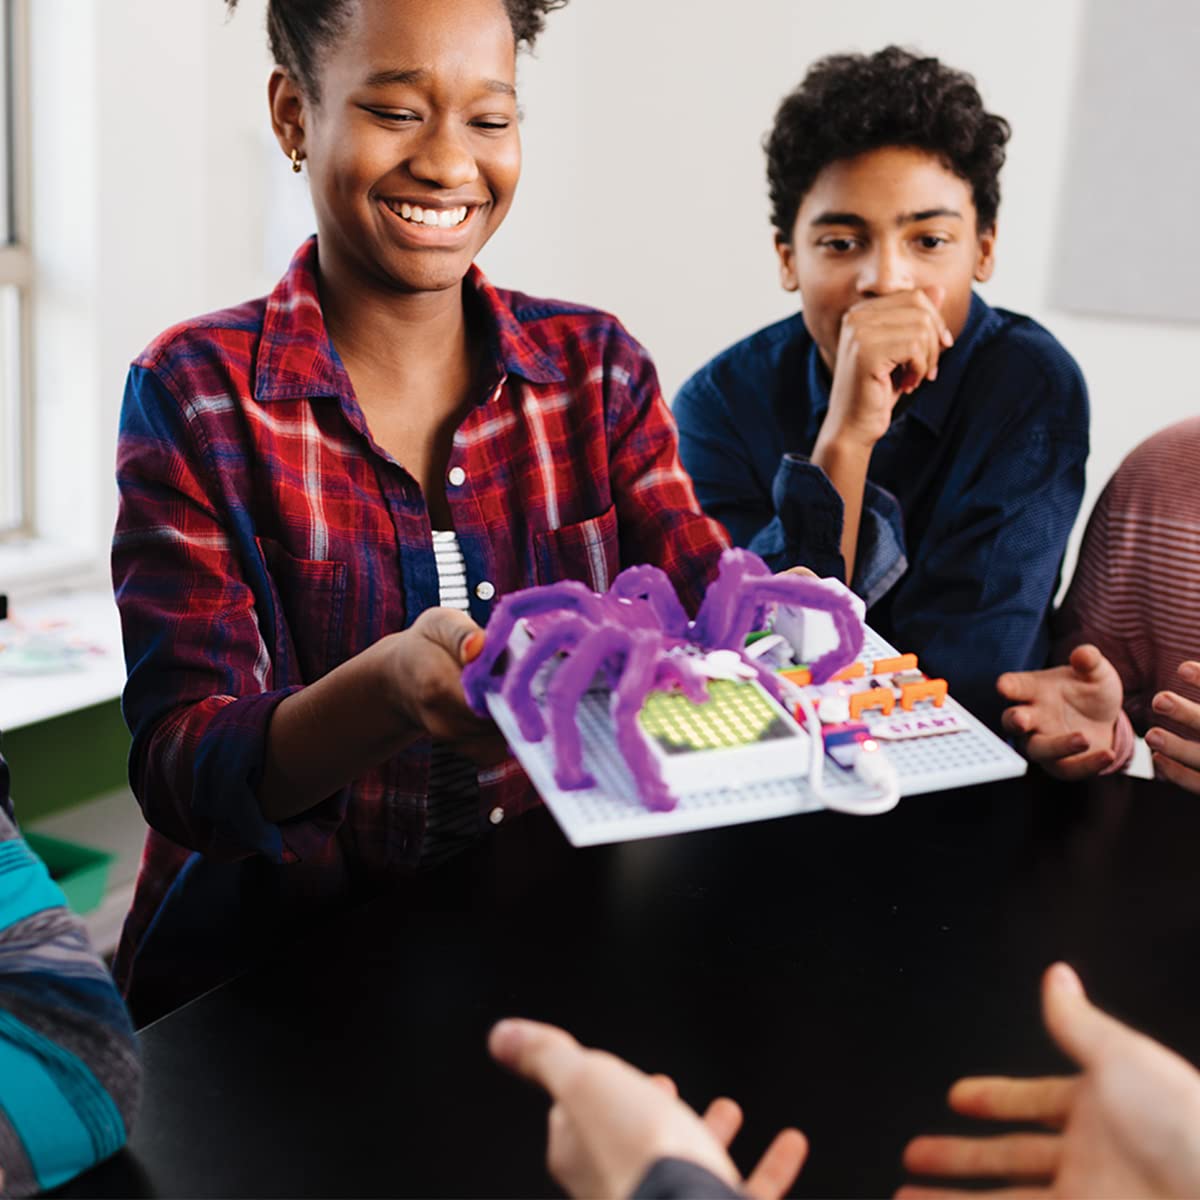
{"left": 448, "top": 466, "right": 466, "bottom": 487}
{"left": 489, "top": 807, "right": 505, "bottom": 825}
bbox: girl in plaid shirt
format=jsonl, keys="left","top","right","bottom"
{"left": 111, "top": 0, "right": 729, "bottom": 1024}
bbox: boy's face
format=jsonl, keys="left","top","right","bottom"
{"left": 775, "top": 146, "right": 996, "bottom": 374}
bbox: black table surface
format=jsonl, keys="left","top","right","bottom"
{"left": 70, "top": 773, "right": 1200, "bottom": 1198}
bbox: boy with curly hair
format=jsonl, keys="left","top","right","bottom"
{"left": 675, "top": 47, "right": 1089, "bottom": 728}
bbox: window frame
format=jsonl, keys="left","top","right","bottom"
{"left": 0, "top": 0, "right": 33, "bottom": 541}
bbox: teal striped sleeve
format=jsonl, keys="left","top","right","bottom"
{"left": 0, "top": 804, "right": 141, "bottom": 1197}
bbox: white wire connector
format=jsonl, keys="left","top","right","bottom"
{"left": 781, "top": 678, "right": 901, "bottom": 817}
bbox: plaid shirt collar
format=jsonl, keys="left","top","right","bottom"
{"left": 253, "top": 236, "right": 565, "bottom": 405}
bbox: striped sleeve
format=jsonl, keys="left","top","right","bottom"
{"left": 1055, "top": 418, "right": 1200, "bottom": 742}
{"left": 0, "top": 807, "right": 140, "bottom": 1196}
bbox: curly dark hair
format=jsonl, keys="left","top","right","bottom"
{"left": 765, "top": 46, "right": 1011, "bottom": 239}
{"left": 225, "top": 0, "right": 568, "bottom": 99}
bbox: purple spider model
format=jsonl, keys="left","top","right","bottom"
{"left": 462, "top": 548, "right": 864, "bottom": 812}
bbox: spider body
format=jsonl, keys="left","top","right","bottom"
{"left": 463, "top": 548, "right": 864, "bottom": 811}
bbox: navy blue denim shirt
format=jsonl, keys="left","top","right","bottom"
{"left": 674, "top": 293, "right": 1089, "bottom": 728}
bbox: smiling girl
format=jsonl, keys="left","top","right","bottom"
{"left": 111, "top": 0, "right": 728, "bottom": 1024}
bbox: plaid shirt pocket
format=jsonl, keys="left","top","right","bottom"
{"left": 255, "top": 536, "right": 348, "bottom": 684}
{"left": 532, "top": 504, "right": 619, "bottom": 593}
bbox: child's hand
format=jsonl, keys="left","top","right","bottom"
{"left": 899, "top": 963, "right": 1200, "bottom": 1199}
{"left": 489, "top": 1018, "right": 807, "bottom": 1200}
{"left": 379, "top": 607, "right": 495, "bottom": 742}
{"left": 1146, "top": 660, "right": 1200, "bottom": 793}
{"left": 822, "top": 287, "right": 952, "bottom": 449}
{"left": 996, "top": 645, "right": 1124, "bottom": 779}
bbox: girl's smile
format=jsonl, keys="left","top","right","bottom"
{"left": 376, "top": 196, "right": 485, "bottom": 247}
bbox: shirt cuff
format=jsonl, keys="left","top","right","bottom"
{"left": 855, "top": 481, "right": 908, "bottom": 608}
{"left": 1100, "top": 708, "right": 1137, "bottom": 775}
{"left": 631, "top": 1158, "right": 745, "bottom": 1200}
{"left": 771, "top": 454, "right": 845, "bottom": 578}
{"left": 771, "top": 456, "right": 908, "bottom": 603}
{"left": 193, "top": 689, "right": 349, "bottom": 863}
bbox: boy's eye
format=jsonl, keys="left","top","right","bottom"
{"left": 472, "top": 118, "right": 512, "bottom": 132}
{"left": 917, "top": 234, "right": 949, "bottom": 249}
{"left": 819, "top": 237, "right": 860, "bottom": 254}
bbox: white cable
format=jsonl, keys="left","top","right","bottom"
{"left": 782, "top": 679, "right": 901, "bottom": 817}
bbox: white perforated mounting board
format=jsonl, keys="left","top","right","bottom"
{"left": 486, "top": 625, "right": 1027, "bottom": 847}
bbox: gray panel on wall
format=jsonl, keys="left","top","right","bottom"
{"left": 1052, "top": 0, "right": 1200, "bottom": 323}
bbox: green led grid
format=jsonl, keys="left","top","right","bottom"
{"left": 638, "top": 679, "right": 795, "bottom": 755}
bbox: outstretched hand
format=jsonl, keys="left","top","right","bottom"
{"left": 489, "top": 1018, "right": 807, "bottom": 1200}
{"left": 899, "top": 963, "right": 1200, "bottom": 1198}
{"left": 997, "top": 644, "right": 1124, "bottom": 779}
{"left": 1147, "top": 661, "right": 1200, "bottom": 794}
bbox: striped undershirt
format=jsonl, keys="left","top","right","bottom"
{"left": 1056, "top": 417, "right": 1200, "bottom": 764}
{"left": 420, "top": 530, "right": 484, "bottom": 867}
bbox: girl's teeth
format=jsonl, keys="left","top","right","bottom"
{"left": 390, "top": 203, "right": 469, "bottom": 227}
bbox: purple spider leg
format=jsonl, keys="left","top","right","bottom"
{"left": 501, "top": 615, "right": 589, "bottom": 743}
{"left": 690, "top": 548, "right": 773, "bottom": 649}
{"left": 462, "top": 579, "right": 602, "bottom": 715}
{"left": 609, "top": 636, "right": 691, "bottom": 812}
{"left": 608, "top": 565, "right": 690, "bottom": 638}
{"left": 543, "top": 626, "right": 642, "bottom": 792}
{"left": 707, "top": 574, "right": 864, "bottom": 684}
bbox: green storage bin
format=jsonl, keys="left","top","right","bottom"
{"left": 23, "top": 832, "right": 116, "bottom": 915}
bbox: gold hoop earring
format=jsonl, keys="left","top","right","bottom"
{"left": 290, "top": 148, "right": 303, "bottom": 174}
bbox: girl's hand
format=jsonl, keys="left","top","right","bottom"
{"left": 997, "top": 645, "right": 1124, "bottom": 779}
{"left": 379, "top": 607, "right": 494, "bottom": 741}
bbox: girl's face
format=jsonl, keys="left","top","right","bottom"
{"left": 272, "top": 0, "right": 521, "bottom": 297}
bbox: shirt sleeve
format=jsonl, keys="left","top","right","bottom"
{"left": 0, "top": 808, "right": 140, "bottom": 1196}
{"left": 631, "top": 1158, "right": 746, "bottom": 1200}
{"left": 113, "top": 364, "right": 348, "bottom": 865}
{"left": 888, "top": 411, "right": 1088, "bottom": 730}
{"left": 604, "top": 336, "right": 730, "bottom": 614}
{"left": 674, "top": 370, "right": 905, "bottom": 600}
{"left": 1053, "top": 478, "right": 1151, "bottom": 740}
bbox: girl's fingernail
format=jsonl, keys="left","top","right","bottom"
{"left": 1180, "top": 662, "right": 1200, "bottom": 683}
{"left": 1154, "top": 693, "right": 1176, "bottom": 714}
{"left": 1146, "top": 729, "right": 1164, "bottom": 749}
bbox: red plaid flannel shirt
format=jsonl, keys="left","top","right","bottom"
{"left": 111, "top": 238, "right": 728, "bottom": 1020}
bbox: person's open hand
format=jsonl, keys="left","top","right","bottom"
{"left": 489, "top": 1018, "right": 807, "bottom": 1200}
{"left": 899, "top": 963, "right": 1200, "bottom": 1198}
{"left": 1147, "top": 661, "right": 1200, "bottom": 794}
{"left": 997, "top": 645, "right": 1124, "bottom": 779}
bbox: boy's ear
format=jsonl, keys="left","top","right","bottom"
{"left": 268, "top": 68, "right": 307, "bottom": 161}
{"left": 775, "top": 233, "right": 801, "bottom": 293}
{"left": 974, "top": 224, "right": 998, "bottom": 283}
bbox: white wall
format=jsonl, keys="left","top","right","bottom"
{"left": 22, "top": 0, "right": 1199, "bottom": 590}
